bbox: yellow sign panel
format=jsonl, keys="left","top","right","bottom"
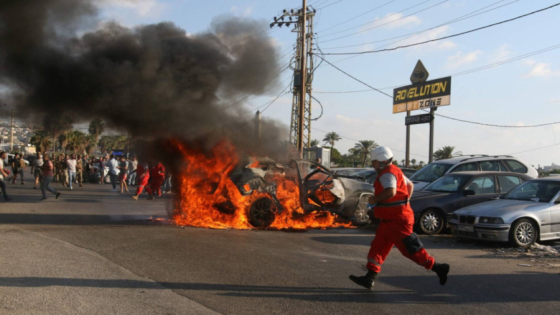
{"left": 393, "top": 77, "right": 452, "bottom": 114}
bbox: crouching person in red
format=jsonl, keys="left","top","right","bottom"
{"left": 349, "top": 146, "right": 450, "bottom": 290}
{"left": 132, "top": 161, "right": 153, "bottom": 200}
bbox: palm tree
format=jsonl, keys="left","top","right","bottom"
{"left": 58, "top": 132, "right": 70, "bottom": 153}
{"left": 88, "top": 118, "right": 105, "bottom": 153}
{"left": 419, "top": 161, "right": 425, "bottom": 168}
{"left": 353, "top": 140, "right": 378, "bottom": 166}
{"left": 67, "top": 131, "right": 89, "bottom": 154}
{"left": 46, "top": 115, "right": 73, "bottom": 152}
{"left": 323, "top": 132, "right": 342, "bottom": 152}
{"left": 433, "top": 146, "right": 463, "bottom": 160}
{"left": 401, "top": 159, "right": 405, "bottom": 166}
{"left": 30, "top": 130, "right": 52, "bottom": 153}
{"left": 309, "top": 139, "right": 319, "bottom": 147}
{"left": 411, "top": 159, "right": 417, "bottom": 167}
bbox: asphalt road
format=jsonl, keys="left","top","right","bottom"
{"left": 1, "top": 183, "right": 559, "bottom": 314}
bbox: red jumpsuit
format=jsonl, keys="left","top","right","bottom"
{"left": 366, "top": 164, "right": 435, "bottom": 273}
{"left": 150, "top": 163, "right": 165, "bottom": 196}
{"left": 135, "top": 163, "right": 152, "bottom": 196}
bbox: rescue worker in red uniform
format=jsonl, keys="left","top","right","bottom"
{"left": 131, "top": 161, "right": 153, "bottom": 200}
{"left": 149, "top": 160, "right": 165, "bottom": 197}
{"left": 349, "top": 146, "right": 450, "bottom": 290}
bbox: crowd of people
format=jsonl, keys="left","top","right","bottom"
{"left": 0, "top": 151, "right": 173, "bottom": 202}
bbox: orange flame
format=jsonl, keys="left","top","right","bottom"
{"left": 170, "top": 140, "right": 351, "bottom": 230}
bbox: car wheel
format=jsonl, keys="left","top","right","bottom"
{"left": 248, "top": 197, "right": 276, "bottom": 228}
{"left": 352, "top": 210, "right": 371, "bottom": 226}
{"left": 418, "top": 209, "right": 444, "bottom": 235}
{"left": 509, "top": 219, "right": 538, "bottom": 247}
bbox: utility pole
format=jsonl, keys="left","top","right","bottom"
{"left": 10, "top": 109, "right": 14, "bottom": 152}
{"left": 271, "top": 2, "right": 316, "bottom": 157}
{"left": 255, "top": 110, "right": 262, "bottom": 142}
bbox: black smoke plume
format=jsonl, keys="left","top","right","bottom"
{"left": 0, "top": 0, "right": 288, "bottom": 157}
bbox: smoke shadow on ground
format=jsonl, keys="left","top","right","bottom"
{"left": 310, "top": 235, "right": 485, "bottom": 251}
{"left": 0, "top": 213, "right": 163, "bottom": 226}
{"left": 0, "top": 274, "right": 559, "bottom": 304}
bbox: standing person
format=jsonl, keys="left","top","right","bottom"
{"left": 163, "top": 169, "right": 172, "bottom": 193}
{"left": 40, "top": 154, "right": 61, "bottom": 200}
{"left": 349, "top": 146, "right": 450, "bottom": 290}
{"left": 0, "top": 152, "right": 12, "bottom": 201}
{"left": 118, "top": 156, "right": 129, "bottom": 193}
{"left": 149, "top": 160, "right": 165, "bottom": 197}
{"left": 98, "top": 158, "right": 104, "bottom": 184}
{"left": 10, "top": 153, "right": 20, "bottom": 184}
{"left": 131, "top": 160, "right": 153, "bottom": 200}
{"left": 31, "top": 152, "right": 44, "bottom": 189}
{"left": 128, "top": 156, "right": 138, "bottom": 186}
{"left": 106, "top": 155, "right": 119, "bottom": 191}
{"left": 17, "top": 154, "right": 27, "bottom": 185}
{"left": 76, "top": 155, "right": 84, "bottom": 187}
{"left": 67, "top": 154, "right": 77, "bottom": 190}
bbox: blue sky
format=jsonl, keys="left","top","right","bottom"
{"left": 98, "top": 0, "right": 560, "bottom": 167}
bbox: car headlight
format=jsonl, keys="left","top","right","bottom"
{"left": 478, "top": 217, "right": 504, "bottom": 224}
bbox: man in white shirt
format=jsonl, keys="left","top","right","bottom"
{"left": 107, "top": 154, "right": 119, "bottom": 191}
{"left": 67, "top": 154, "right": 77, "bottom": 190}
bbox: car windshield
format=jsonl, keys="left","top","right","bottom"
{"left": 424, "top": 174, "right": 470, "bottom": 192}
{"left": 410, "top": 163, "right": 453, "bottom": 182}
{"left": 504, "top": 180, "right": 560, "bottom": 203}
{"left": 353, "top": 169, "right": 376, "bottom": 177}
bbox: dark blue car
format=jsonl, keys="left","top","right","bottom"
{"left": 410, "top": 172, "right": 531, "bottom": 235}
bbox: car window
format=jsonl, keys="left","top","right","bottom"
{"left": 480, "top": 161, "right": 502, "bottom": 172}
{"left": 353, "top": 170, "right": 377, "bottom": 184}
{"left": 410, "top": 163, "right": 453, "bottom": 182}
{"left": 498, "top": 161, "right": 509, "bottom": 172}
{"left": 451, "top": 162, "right": 478, "bottom": 173}
{"left": 424, "top": 174, "right": 471, "bottom": 192}
{"left": 506, "top": 180, "right": 560, "bottom": 202}
{"left": 498, "top": 176, "right": 522, "bottom": 193}
{"left": 504, "top": 160, "right": 528, "bottom": 174}
{"left": 465, "top": 176, "right": 496, "bottom": 194}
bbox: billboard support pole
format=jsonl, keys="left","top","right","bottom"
{"left": 406, "top": 110, "right": 410, "bottom": 167}
{"left": 429, "top": 107, "right": 435, "bottom": 163}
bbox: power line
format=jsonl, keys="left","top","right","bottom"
{"left": 314, "top": 43, "right": 560, "bottom": 94}
{"left": 507, "top": 143, "right": 560, "bottom": 155}
{"left": 317, "top": 0, "right": 396, "bottom": 33}
{"left": 321, "top": 0, "right": 517, "bottom": 50}
{"left": 317, "top": 0, "right": 344, "bottom": 10}
{"left": 320, "top": 2, "right": 560, "bottom": 55}
{"left": 257, "top": 79, "right": 293, "bottom": 113}
{"left": 320, "top": 0, "right": 430, "bottom": 38}
{"left": 315, "top": 55, "right": 393, "bottom": 98}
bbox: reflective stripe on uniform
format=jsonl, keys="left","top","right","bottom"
{"left": 367, "top": 258, "right": 381, "bottom": 266}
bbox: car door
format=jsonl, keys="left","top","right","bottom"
{"left": 460, "top": 175, "right": 499, "bottom": 207}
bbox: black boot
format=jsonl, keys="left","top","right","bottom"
{"left": 432, "top": 263, "right": 450, "bottom": 286}
{"left": 349, "top": 271, "right": 377, "bottom": 290}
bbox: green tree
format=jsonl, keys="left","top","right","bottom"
{"left": 98, "top": 135, "right": 127, "bottom": 154}
{"left": 30, "top": 130, "right": 52, "bottom": 153}
{"left": 46, "top": 115, "right": 73, "bottom": 152}
{"left": 401, "top": 159, "right": 405, "bottom": 166}
{"left": 309, "top": 139, "right": 320, "bottom": 147}
{"left": 433, "top": 146, "right": 462, "bottom": 160}
{"left": 353, "top": 140, "right": 378, "bottom": 167}
{"left": 88, "top": 118, "right": 105, "bottom": 153}
{"left": 419, "top": 161, "right": 425, "bottom": 168}
{"left": 66, "top": 131, "right": 90, "bottom": 155}
{"left": 411, "top": 158, "right": 417, "bottom": 167}
{"left": 323, "top": 132, "right": 342, "bottom": 152}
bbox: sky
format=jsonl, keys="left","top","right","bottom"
{"left": 8, "top": 0, "right": 560, "bottom": 167}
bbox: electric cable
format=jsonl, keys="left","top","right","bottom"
{"left": 320, "top": 2, "right": 560, "bottom": 55}
{"left": 310, "top": 96, "right": 323, "bottom": 121}
{"left": 317, "top": 0, "right": 396, "bottom": 33}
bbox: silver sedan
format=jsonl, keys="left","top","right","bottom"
{"left": 449, "top": 178, "right": 560, "bottom": 247}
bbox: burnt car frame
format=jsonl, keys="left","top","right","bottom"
{"left": 232, "top": 159, "right": 375, "bottom": 228}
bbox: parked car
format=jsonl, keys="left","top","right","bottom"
{"left": 410, "top": 172, "right": 531, "bottom": 235}
{"left": 232, "top": 159, "right": 375, "bottom": 227}
{"left": 409, "top": 155, "right": 538, "bottom": 190}
{"left": 401, "top": 168, "right": 418, "bottom": 178}
{"left": 449, "top": 178, "right": 560, "bottom": 247}
{"left": 331, "top": 167, "right": 368, "bottom": 176}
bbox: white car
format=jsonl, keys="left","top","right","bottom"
{"left": 449, "top": 178, "right": 560, "bottom": 247}
{"left": 410, "top": 155, "right": 538, "bottom": 190}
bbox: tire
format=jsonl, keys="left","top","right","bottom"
{"left": 509, "top": 219, "right": 538, "bottom": 247}
{"left": 418, "top": 209, "right": 445, "bottom": 235}
{"left": 352, "top": 209, "right": 371, "bottom": 226}
{"left": 248, "top": 197, "right": 276, "bottom": 228}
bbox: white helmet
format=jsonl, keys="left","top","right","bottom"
{"left": 370, "top": 146, "right": 393, "bottom": 162}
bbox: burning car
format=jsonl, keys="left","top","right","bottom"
{"left": 231, "top": 158, "right": 374, "bottom": 227}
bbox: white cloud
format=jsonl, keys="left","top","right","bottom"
{"left": 230, "top": 5, "right": 254, "bottom": 17}
{"left": 488, "top": 44, "right": 513, "bottom": 63}
{"left": 446, "top": 50, "right": 483, "bottom": 69}
{"left": 374, "top": 13, "right": 422, "bottom": 30}
{"left": 398, "top": 26, "right": 456, "bottom": 51}
{"left": 548, "top": 98, "right": 560, "bottom": 105}
{"left": 100, "top": 0, "right": 164, "bottom": 17}
{"left": 523, "top": 59, "right": 560, "bottom": 77}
